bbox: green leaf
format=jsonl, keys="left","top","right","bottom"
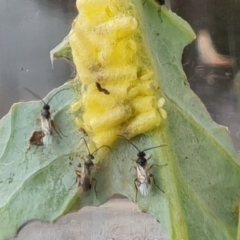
{"left": 0, "top": 83, "right": 81, "bottom": 239}
{"left": 50, "top": 36, "right": 73, "bottom": 63}
{"left": 1, "top": 1, "right": 240, "bottom": 240}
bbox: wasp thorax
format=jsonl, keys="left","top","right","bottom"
{"left": 87, "top": 154, "right": 94, "bottom": 161}
{"left": 41, "top": 105, "right": 51, "bottom": 119}
{"left": 136, "top": 156, "right": 147, "bottom": 167}
{"left": 41, "top": 111, "right": 50, "bottom": 119}
{"left": 85, "top": 158, "right": 94, "bottom": 168}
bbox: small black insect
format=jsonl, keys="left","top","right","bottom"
{"left": 118, "top": 135, "right": 167, "bottom": 202}
{"left": 95, "top": 82, "right": 110, "bottom": 95}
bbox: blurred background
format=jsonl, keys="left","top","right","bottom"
{"left": 0, "top": 0, "right": 77, "bottom": 117}
{"left": 1, "top": 0, "right": 240, "bottom": 239}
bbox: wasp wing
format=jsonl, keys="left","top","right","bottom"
{"left": 41, "top": 117, "right": 52, "bottom": 146}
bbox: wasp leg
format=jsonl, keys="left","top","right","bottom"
{"left": 146, "top": 155, "right": 152, "bottom": 161}
{"left": 51, "top": 120, "right": 67, "bottom": 138}
{"left": 148, "top": 163, "right": 168, "bottom": 171}
{"left": 51, "top": 120, "right": 62, "bottom": 139}
{"left": 94, "top": 162, "right": 100, "bottom": 170}
{"left": 26, "top": 144, "right": 39, "bottom": 154}
{"left": 55, "top": 124, "right": 67, "bottom": 137}
{"left": 149, "top": 174, "right": 164, "bottom": 193}
{"left": 33, "top": 145, "right": 40, "bottom": 154}
{"left": 70, "top": 170, "right": 81, "bottom": 190}
{"left": 26, "top": 144, "right": 31, "bottom": 151}
{"left": 80, "top": 127, "right": 88, "bottom": 136}
{"left": 92, "top": 178, "right": 98, "bottom": 199}
{"left": 75, "top": 170, "right": 82, "bottom": 185}
{"left": 129, "top": 166, "right": 137, "bottom": 172}
{"left": 134, "top": 179, "right": 140, "bottom": 202}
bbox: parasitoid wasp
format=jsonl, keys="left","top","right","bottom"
{"left": 25, "top": 87, "right": 67, "bottom": 149}
{"left": 118, "top": 135, "right": 167, "bottom": 202}
{"left": 70, "top": 138, "right": 111, "bottom": 198}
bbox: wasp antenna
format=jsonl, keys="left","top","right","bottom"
{"left": 24, "top": 87, "right": 47, "bottom": 105}
{"left": 80, "top": 137, "right": 91, "bottom": 155}
{"left": 117, "top": 135, "right": 141, "bottom": 152}
{"left": 47, "top": 88, "right": 68, "bottom": 104}
{"left": 92, "top": 145, "right": 112, "bottom": 155}
{"left": 143, "top": 144, "right": 167, "bottom": 152}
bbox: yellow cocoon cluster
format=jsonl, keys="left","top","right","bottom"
{"left": 69, "top": 0, "right": 167, "bottom": 147}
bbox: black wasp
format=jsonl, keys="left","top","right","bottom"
{"left": 25, "top": 87, "right": 67, "bottom": 149}
{"left": 71, "top": 138, "right": 111, "bottom": 198}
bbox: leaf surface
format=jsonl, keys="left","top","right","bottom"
{"left": 0, "top": 1, "right": 240, "bottom": 240}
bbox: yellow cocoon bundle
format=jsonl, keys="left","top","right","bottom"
{"left": 70, "top": 0, "right": 167, "bottom": 147}
{"left": 92, "top": 65, "right": 138, "bottom": 83}
{"left": 122, "top": 111, "right": 162, "bottom": 139}
{"left": 83, "top": 104, "right": 132, "bottom": 131}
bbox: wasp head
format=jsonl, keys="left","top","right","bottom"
{"left": 137, "top": 151, "right": 145, "bottom": 158}
{"left": 85, "top": 154, "right": 94, "bottom": 168}
{"left": 41, "top": 104, "right": 51, "bottom": 119}
{"left": 136, "top": 151, "right": 147, "bottom": 167}
{"left": 43, "top": 104, "right": 50, "bottom": 111}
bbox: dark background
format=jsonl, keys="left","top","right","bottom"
{"left": 0, "top": 0, "right": 77, "bottom": 115}
{"left": 1, "top": 0, "right": 240, "bottom": 152}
